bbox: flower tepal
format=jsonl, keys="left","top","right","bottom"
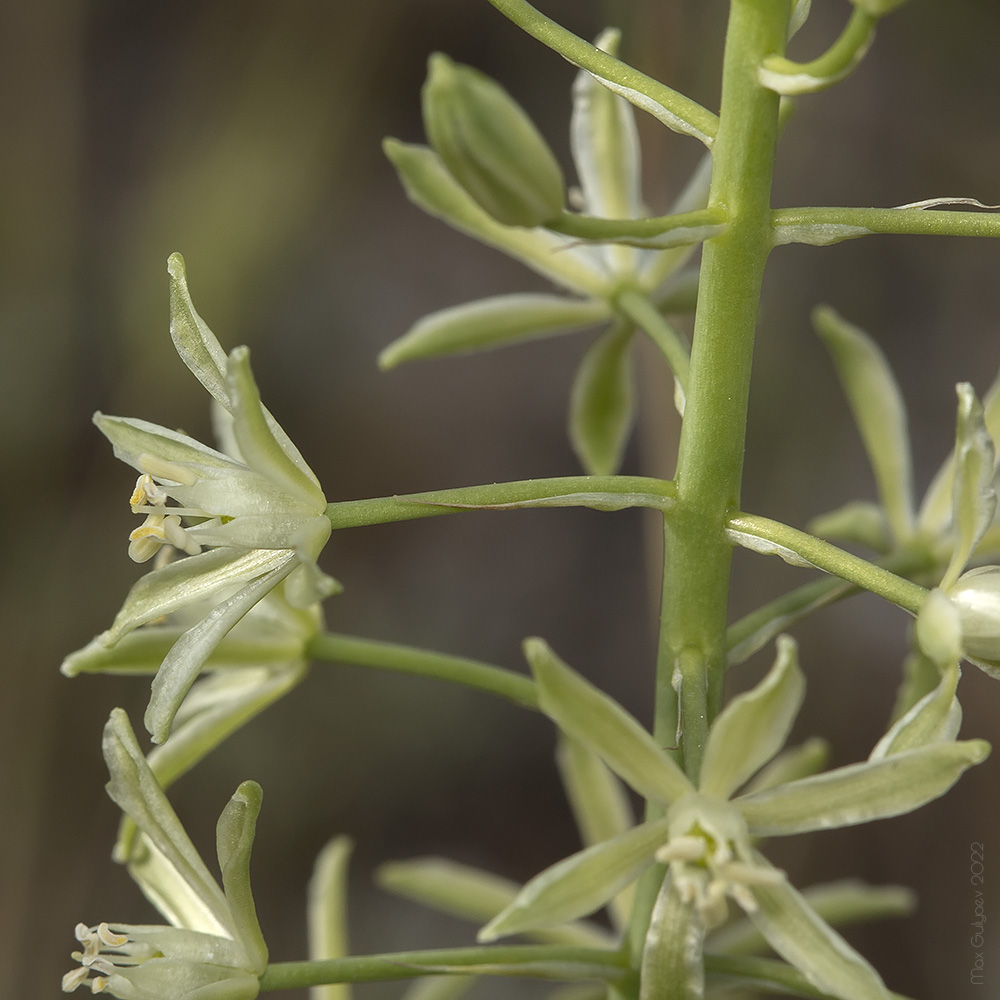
{"left": 89, "top": 254, "right": 338, "bottom": 743}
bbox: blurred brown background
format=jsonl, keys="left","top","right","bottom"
{"left": 3, "top": 1, "right": 1000, "bottom": 997}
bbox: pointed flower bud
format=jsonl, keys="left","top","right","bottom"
{"left": 422, "top": 53, "right": 565, "bottom": 227}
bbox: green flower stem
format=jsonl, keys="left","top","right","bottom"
{"left": 774, "top": 205, "right": 1000, "bottom": 244}
{"left": 704, "top": 954, "right": 916, "bottom": 1000}
{"left": 485, "top": 0, "right": 719, "bottom": 145}
{"left": 614, "top": 289, "right": 690, "bottom": 391}
{"left": 308, "top": 632, "right": 538, "bottom": 709}
{"left": 258, "top": 946, "right": 626, "bottom": 991}
{"left": 657, "top": 0, "right": 790, "bottom": 766}
{"left": 761, "top": 8, "right": 875, "bottom": 85}
{"left": 547, "top": 208, "right": 727, "bottom": 247}
{"left": 324, "top": 477, "right": 676, "bottom": 530}
{"left": 726, "top": 547, "right": 939, "bottom": 664}
{"left": 726, "top": 512, "right": 929, "bottom": 613}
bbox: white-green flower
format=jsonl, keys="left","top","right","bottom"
{"left": 383, "top": 29, "right": 710, "bottom": 476}
{"left": 79, "top": 253, "right": 337, "bottom": 743}
{"left": 479, "top": 636, "right": 987, "bottom": 1000}
{"left": 64, "top": 588, "right": 317, "bottom": 860}
{"left": 63, "top": 710, "right": 268, "bottom": 1000}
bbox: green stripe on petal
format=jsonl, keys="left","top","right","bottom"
{"left": 746, "top": 854, "right": 891, "bottom": 1000}
{"left": 167, "top": 253, "right": 231, "bottom": 409}
{"left": 107, "top": 547, "right": 292, "bottom": 642}
{"left": 870, "top": 662, "right": 961, "bottom": 759}
{"left": 524, "top": 637, "right": 692, "bottom": 805}
{"left": 103, "top": 710, "right": 232, "bottom": 931}
{"left": 478, "top": 817, "right": 672, "bottom": 941}
{"left": 568, "top": 322, "right": 636, "bottom": 477}
{"left": 145, "top": 559, "right": 296, "bottom": 743}
{"left": 813, "top": 307, "right": 915, "bottom": 544}
{"left": 95, "top": 413, "right": 238, "bottom": 474}
{"left": 227, "top": 347, "right": 327, "bottom": 513}
{"left": 308, "top": 836, "right": 354, "bottom": 1000}
{"left": 383, "top": 140, "right": 609, "bottom": 296}
{"left": 639, "top": 875, "right": 705, "bottom": 1000}
{"left": 700, "top": 636, "right": 804, "bottom": 799}
{"left": 379, "top": 294, "right": 609, "bottom": 369}
{"left": 941, "top": 383, "right": 997, "bottom": 590}
{"left": 736, "top": 739, "right": 990, "bottom": 837}
{"left": 570, "top": 29, "right": 643, "bottom": 277}
{"left": 378, "top": 857, "right": 612, "bottom": 949}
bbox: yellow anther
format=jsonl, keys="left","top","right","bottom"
{"left": 137, "top": 453, "right": 198, "bottom": 486}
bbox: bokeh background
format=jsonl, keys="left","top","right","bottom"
{"left": 3, "top": 1, "right": 1000, "bottom": 997}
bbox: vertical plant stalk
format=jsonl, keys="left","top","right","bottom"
{"left": 657, "top": 0, "right": 790, "bottom": 778}
{"left": 633, "top": 6, "right": 792, "bottom": 977}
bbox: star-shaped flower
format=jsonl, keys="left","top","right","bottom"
{"left": 72, "top": 253, "right": 337, "bottom": 743}
{"left": 63, "top": 710, "right": 269, "bottom": 1000}
{"left": 476, "top": 636, "right": 987, "bottom": 1000}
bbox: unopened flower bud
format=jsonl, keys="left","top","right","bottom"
{"left": 950, "top": 566, "right": 1000, "bottom": 662}
{"left": 422, "top": 53, "right": 565, "bottom": 228}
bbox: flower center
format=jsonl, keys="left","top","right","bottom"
{"left": 126, "top": 473, "right": 202, "bottom": 564}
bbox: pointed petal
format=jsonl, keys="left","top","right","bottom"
{"left": 639, "top": 875, "right": 705, "bottom": 1000}
{"left": 95, "top": 413, "right": 238, "bottom": 475}
{"left": 871, "top": 663, "right": 961, "bottom": 759}
{"left": 941, "top": 383, "right": 997, "bottom": 590}
{"left": 556, "top": 736, "right": 636, "bottom": 847}
{"left": 167, "top": 253, "right": 231, "bottom": 409}
{"left": 145, "top": 559, "right": 296, "bottom": 743}
{"left": 216, "top": 780, "right": 268, "bottom": 974}
{"left": 813, "top": 307, "right": 915, "bottom": 543}
{"left": 568, "top": 323, "right": 636, "bottom": 477}
{"left": 570, "top": 29, "right": 643, "bottom": 275}
{"left": 125, "top": 834, "right": 232, "bottom": 940}
{"left": 227, "top": 347, "right": 326, "bottom": 512}
{"left": 308, "top": 836, "right": 353, "bottom": 1000}
{"left": 103, "top": 710, "right": 232, "bottom": 930}
{"left": 62, "top": 627, "right": 185, "bottom": 677}
{"left": 107, "top": 547, "right": 292, "bottom": 643}
{"left": 379, "top": 294, "right": 609, "bottom": 369}
{"left": 700, "top": 636, "right": 804, "bottom": 799}
{"left": 524, "top": 637, "right": 692, "bottom": 805}
{"left": 383, "top": 139, "right": 609, "bottom": 295}
{"left": 377, "top": 856, "right": 612, "bottom": 948}
{"left": 747, "top": 854, "right": 891, "bottom": 1000}
{"left": 741, "top": 738, "right": 830, "bottom": 796}
{"left": 736, "top": 739, "right": 990, "bottom": 836}
{"left": 707, "top": 878, "right": 915, "bottom": 957}
{"left": 478, "top": 817, "right": 672, "bottom": 940}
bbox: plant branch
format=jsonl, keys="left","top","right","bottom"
{"left": 726, "top": 512, "right": 928, "bottom": 614}
{"left": 308, "top": 632, "right": 538, "bottom": 709}
{"left": 485, "top": 0, "right": 719, "bottom": 145}
{"left": 773, "top": 205, "right": 1000, "bottom": 246}
{"left": 324, "top": 477, "right": 676, "bottom": 530}
{"left": 258, "top": 945, "right": 627, "bottom": 991}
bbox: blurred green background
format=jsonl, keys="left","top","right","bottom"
{"left": 3, "top": 1, "right": 1000, "bottom": 997}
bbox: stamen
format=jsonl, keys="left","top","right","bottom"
{"left": 97, "top": 923, "right": 129, "bottom": 948}
{"left": 137, "top": 454, "right": 198, "bottom": 486}
{"left": 62, "top": 966, "right": 91, "bottom": 992}
{"left": 656, "top": 835, "right": 706, "bottom": 864}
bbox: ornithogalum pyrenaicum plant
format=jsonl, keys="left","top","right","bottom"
{"left": 63, "top": 2, "right": 1000, "bottom": 999}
